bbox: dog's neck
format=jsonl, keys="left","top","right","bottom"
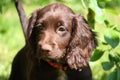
{"left": 46, "top": 58, "right": 68, "bottom": 70}
{"left": 37, "top": 58, "right": 68, "bottom": 70}
{"left": 47, "top": 60, "right": 68, "bottom": 70}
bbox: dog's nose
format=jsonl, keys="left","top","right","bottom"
{"left": 41, "top": 44, "right": 52, "bottom": 52}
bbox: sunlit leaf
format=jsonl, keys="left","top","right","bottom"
{"left": 88, "top": 0, "right": 105, "bottom": 23}
{"left": 104, "top": 28, "right": 119, "bottom": 48}
{"left": 104, "top": 9, "right": 119, "bottom": 15}
{"left": 90, "top": 49, "right": 104, "bottom": 61}
{"left": 97, "top": 0, "right": 111, "bottom": 8}
{"left": 102, "top": 62, "right": 114, "bottom": 71}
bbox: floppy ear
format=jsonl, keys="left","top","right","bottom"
{"left": 66, "top": 14, "right": 97, "bottom": 70}
{"left": 27, "top": 11, "right": 38, "bottom": 39}
{"left": 26, "top": 10, "right": 39, "bottom": 50}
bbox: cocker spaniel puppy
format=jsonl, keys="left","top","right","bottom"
{"left": 9, "top": 2, "right": 97, "bottom": 80}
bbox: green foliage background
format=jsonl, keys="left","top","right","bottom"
{"left": 0, "top": 0, "right": 120, "bottom": 80}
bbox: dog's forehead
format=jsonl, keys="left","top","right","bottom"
{"left": 41, "top": 3, "right": 74, "bottom": 13}
{"left": 36, "top": 3, "right": 75, "bottom": 19}
{"left": 36, "top": 12, "right": 73, "bottom": 30}
{"left": 32, "top": 3, "right": 75, "bottom": 31}
{"left": 37, "top": 12, "right": 71, "bottom": 22}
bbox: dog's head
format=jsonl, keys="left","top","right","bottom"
{"left": 27, "top": 3, "right": 97, "bottom": 70}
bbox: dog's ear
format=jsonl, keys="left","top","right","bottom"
{"left": 26, "top": 10, "right": 39, "bottom": 48}
{"left": 66, "top": 14, "right": 97, "bottom": 70}
{"left": 27, "top": 11, "right": 38, "bottom": 39}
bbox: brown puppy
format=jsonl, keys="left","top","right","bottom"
{"left": 9, "top": 2, "right": 97, "bottom": 80}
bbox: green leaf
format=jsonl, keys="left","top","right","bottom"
{"left": 107, "top": 69, "right": 120, "bottom": 80}
{"left": 104, "top": 20, "right": 110, "bottom": 27}
{"left": 90, "top": 49, "right": 104, "bottom": 61}
{"left": 102, "top": 62, "right": 114, "bottom": 71}
{"left": 104, "top": 28, "right": 119, "bottom": 48}
{"left": 117, "top": 68, "right": 120, "bottom": 80}
{"left": 107, "top": 70, "right": 117, "bottom": 80}
{"left": 109, "top": 52, "right": 120, "bottom": 64}
{"left": 97, "top": 0, "right": 111, "bottom": 8}
{"left": 0, "top": 4, "right": 2, "bottom": 13}
{"left": 88, "top": 0, "right": 105, "bottom": 23}
{"left": 109, "top": 51, "right": 116, "bottom": 62}
{"left": 115, "top": 53, "right": 120, "bottom": 64}
{"left": 87, "top": 8, "right": 95, "bottom": 29}
{"left": 116, "top": 53, "right": 120, "bottom": 62}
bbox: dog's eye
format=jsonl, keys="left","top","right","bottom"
{"left": 35, "top": 23, "right": 44, "bottom": 31}
{"left": 58, "top": 26, "right": 66, "bottom": 32}
{"left": 57, "top": 26, "right": 68, "bottom": 37}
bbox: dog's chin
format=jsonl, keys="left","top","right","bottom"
{"left": 36, "top": 48, "right": 66, "bottom": 61}
{"left": 37, "top": 52, "right": 65, "bottom": 61}
{"left": 41, "top": 54, "right": 63, "bottom": 60}
{"left": 40, "top": 54, "right": 66, "bottom": 64}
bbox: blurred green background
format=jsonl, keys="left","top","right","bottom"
{"left": 0, "top": 0, "right": 120, "bottom": 80}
